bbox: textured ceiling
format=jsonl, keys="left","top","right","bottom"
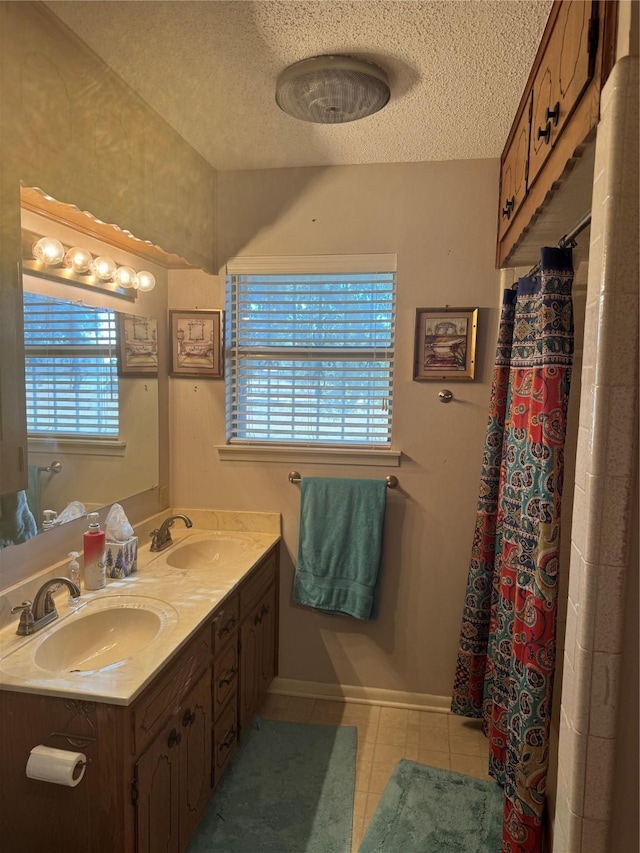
{"left": 46, "top": 1, "right": 553, "bottom": 172}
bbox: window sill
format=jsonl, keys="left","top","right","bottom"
{"left": 28, "top": 437, "right": 127, "bottom": 457}
{"left": 215, "top": 445, "right": 401, "bottom": 467}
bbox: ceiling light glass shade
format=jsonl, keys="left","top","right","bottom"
{"left": 32, "top": 237, "right": 65, "bottom": 266}
{"left": 90, "top": 256, "right": 117, "bottom": 281}
{"left": 276, "top": 55, "right": 390, "bottom": 124}
{"left": 136, "top": 271, "right": 156, "bottom": 292}
{"left": 113, "top": 265, "right": 138, "bottom": 289}
{"left": 64, "top": 246, "right": 93, "bottom": 274}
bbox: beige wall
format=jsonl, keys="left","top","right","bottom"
{"left": 169, "top": 160, "right": 501, "bottom": 700}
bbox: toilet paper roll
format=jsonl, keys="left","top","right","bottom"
{"left": 26, "top": 745, "right": 86, "bottom": 787}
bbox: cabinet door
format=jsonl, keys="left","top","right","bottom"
{"left": 179, "top": 671, "right": 212, "bottom": 850}
{"left": 257, "top": 584, "right": 277, "bottom": 705}
{"left": 497, "top": 92, "right": 532, "bottom": 240}
{"left": 239, "top": 605, "right": 261, "bottom": 736}
{"left": 135, "top": 717, "right": 181, "bottom": 853}
{"left": 529, "top": 0, "right": 596, "bottom": 187}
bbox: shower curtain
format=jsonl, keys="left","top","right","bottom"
{"left": 451, "top": 247, "right": 574, "bottom": 853}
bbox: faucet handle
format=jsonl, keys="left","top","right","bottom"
{"left": 11, "top": 601, "right": 35, "bottom": 634}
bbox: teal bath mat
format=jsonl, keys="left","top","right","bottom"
{"left": 359, "top": 759, "right": 503, "bottom": 853}
{"left": 187, "top": 717, "right": 357, "bottom": 853}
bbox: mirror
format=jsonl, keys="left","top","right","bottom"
{"left": 0, "top": 283, "right": 159, "bottom": 551}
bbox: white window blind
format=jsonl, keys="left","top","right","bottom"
{"left": 23, "top": 292, "right": 119, "bottom": 437}
{"left": 226, "top": 257, "right": 395, "bottom": 447}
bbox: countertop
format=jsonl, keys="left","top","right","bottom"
{"left": 0, "top": 521, "right": 280, "bottom": 706}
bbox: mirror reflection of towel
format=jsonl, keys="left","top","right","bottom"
{"left": 0, "top": 490, "right": 38, "bottom": 548}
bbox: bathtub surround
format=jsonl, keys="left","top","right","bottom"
{"left": 293, "top": 478, "right": 387, "bottom": 620}
{"left": 359, "top": 760, "right": 502, "bottom": 853}
{"left": 452, "top": 248, "right": 575, "bottom": 853}
{"left": 187, "top": 717, "right": 357, "bottom": 853}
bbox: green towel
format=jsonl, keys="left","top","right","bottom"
{"left": 293, "top": 477, "right": 387, "bottom": 620}
{"left": 26, "top": 464, "right": 42, "bottom": 531}
{"left": 0, "top": 490, "right": 38, "bottom": 548}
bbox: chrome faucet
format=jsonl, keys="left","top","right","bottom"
{"left": 149, "top": 514, "right": 193, "bottom": 553}
{"left": 11, "top": 577, "right": 81, "bottom": 636}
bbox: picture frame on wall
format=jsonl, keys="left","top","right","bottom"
{"left": 169, "top": 309, "right": 224, "bottom": 378}
{"left": 117, "top": 315, "right": 158, "bottom": 376}
{"left": 413, "top": 307, "right": 478, "bottom": 381}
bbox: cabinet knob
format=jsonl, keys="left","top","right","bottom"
{"left": 254, "top": 611, "right": 264, "bottom": 626}
{"left": 501, "top": 197, "right": 515, "bottom": 219}
{"left": 219, "top": 615, "right": 238, "bottom": 636}
{"left": 219, "top": 667, "right": 238, "bottom": 688}
{"left": 182, "top": 708, "right": 196, "bottom": 727}
{"left": 218, "top": 727, "right": 237, "bottom": 751}
{"left": 168, "top": 728, "right": 182, "bottom": 748}
{"left": 537, "top": 122, "right": 551, "bottom": 144}
{"left": 546, "top": 102, "right": 560, "bottom": 126}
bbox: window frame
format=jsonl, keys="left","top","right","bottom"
{"left": 224, "top": 254, "right": 398, "bottom": 455}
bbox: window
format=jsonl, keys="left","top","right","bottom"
{"left": 226, "top": 255, "right": 396, "bottom": 447}
{"left": 23, "top": 292, "right": 119, "bottom": 437}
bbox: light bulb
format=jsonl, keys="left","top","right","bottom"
{"left": 136, "top": 271, "right": 156, "bottom": 292}
{"left": 64, "top": 247, "right": 93, "bottom": 274}
{"left": 113, "top": 265, "right": 138, "bottom": 289}
{"left": 32, "top": 237, "right": 65, "bottom": 266}
{"left": 90, "top": 256, "right": 117, "bottom": 281}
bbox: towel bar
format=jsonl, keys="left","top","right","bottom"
{"left": 288, "top": 471, "right": 398, "bottom": 489}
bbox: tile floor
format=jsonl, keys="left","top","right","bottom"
{"left": 259, "top": 693, "right": 492, "bottom": 852}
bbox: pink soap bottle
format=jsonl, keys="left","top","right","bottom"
{"left": 84, "top": 512, "right": 106, "bottom": 590}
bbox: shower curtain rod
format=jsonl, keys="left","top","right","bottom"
{"left": 515, "top": 211, "right": 592, "bottom": 284}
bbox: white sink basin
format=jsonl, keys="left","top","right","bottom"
{"left": 27, "top": 596, "right": 178, "bottom": 675}
{"left": 164, "top": 533, "right": 255, "bottom": 570}
{"left": 36, "top": 609, "right": 159, "bottom": 673}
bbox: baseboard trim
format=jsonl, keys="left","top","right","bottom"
{"left": 269, "top": 677, "right": 452, "bottom": 714}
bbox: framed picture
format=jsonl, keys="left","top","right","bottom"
{"left": 170, "top": 309, "right": 224, "bottom": 378}
{"left": 413, "top": 307, "right": 478, "bottom": 381}
{"left": 117, "top": 315, "right": 158, "bottom": 376}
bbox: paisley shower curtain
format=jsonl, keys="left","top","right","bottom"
{"left": 451, "top": 247, "right": 574, "bottom": 853}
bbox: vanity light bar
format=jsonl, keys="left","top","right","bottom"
{"left": 31, "top": 236, "right": 156, "bottom": 293}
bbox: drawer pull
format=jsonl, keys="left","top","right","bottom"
{"left": 501, "top": 197, "right": 515, "bottom": 219}
{"left": 546, "top": 102, "right": 560, "bottom": 126}
{"left": 218, "top": 727, "right": 237, "bottom": 752}
{"left": 537, "top": 122, "right": 551, "bottom": 144}
{"left": 254, "top": 611, "right": 264, "bottom": 626}
{"left": 168, "top": 728, "right": 182, "bottom": 748}
{"left": 182, "top": 708, "right": 196, "bottom": 727}
{"left": 261, "top": 604, "right": 270, "bottom": 616}
{"left": 219, "top": 667, "right": 238, "bottom": 688}
{"left": 219, "top": 615, "right": 238, "bottom": 636}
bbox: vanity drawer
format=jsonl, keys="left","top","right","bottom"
{"left": 133, "top": 629, "right": 211, "bottom": 756}
{"left": 240, "top": 549, "right": 277, "bottom": 619}
{"left": 212, "top": 698, "right": 238, "bottom": 787}
{"left": 213, "top": 641, "right": 239, "bottom": 721}
{"left": 212, "top": 595, "right": 239, "bottom": 654}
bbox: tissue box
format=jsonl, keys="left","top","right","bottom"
{"left": 104, "top": 536, "right": 138, "bottom": 578}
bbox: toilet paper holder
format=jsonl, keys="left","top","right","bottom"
{"left": 45, "top": 731, "right": 95, "bottom": 750}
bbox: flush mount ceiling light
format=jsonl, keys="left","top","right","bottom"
{"left": 276, "top": 55, "right": 390, "bottom": 124}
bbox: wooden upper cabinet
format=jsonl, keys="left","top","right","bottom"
{"left": 498, "top": 92, "right": 532, "bottom": 241}
{"left": 496, "top": 0, "right": 618, "bottom": 267}
{"left": 528, "top": 0, "right": 596, "bottom": 187}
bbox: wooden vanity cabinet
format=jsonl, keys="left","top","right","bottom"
{"left": 496, "top": 0, "right": 618, "bottom": 266}
{"left": 0, "top": 542, "right": 280, "bottom": 853}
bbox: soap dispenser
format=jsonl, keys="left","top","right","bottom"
{"left": 84, "top": 512, "right": 106, "bottom": 590}
{"left": 68, "top": 551, "right": 81, "bottom": 599}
